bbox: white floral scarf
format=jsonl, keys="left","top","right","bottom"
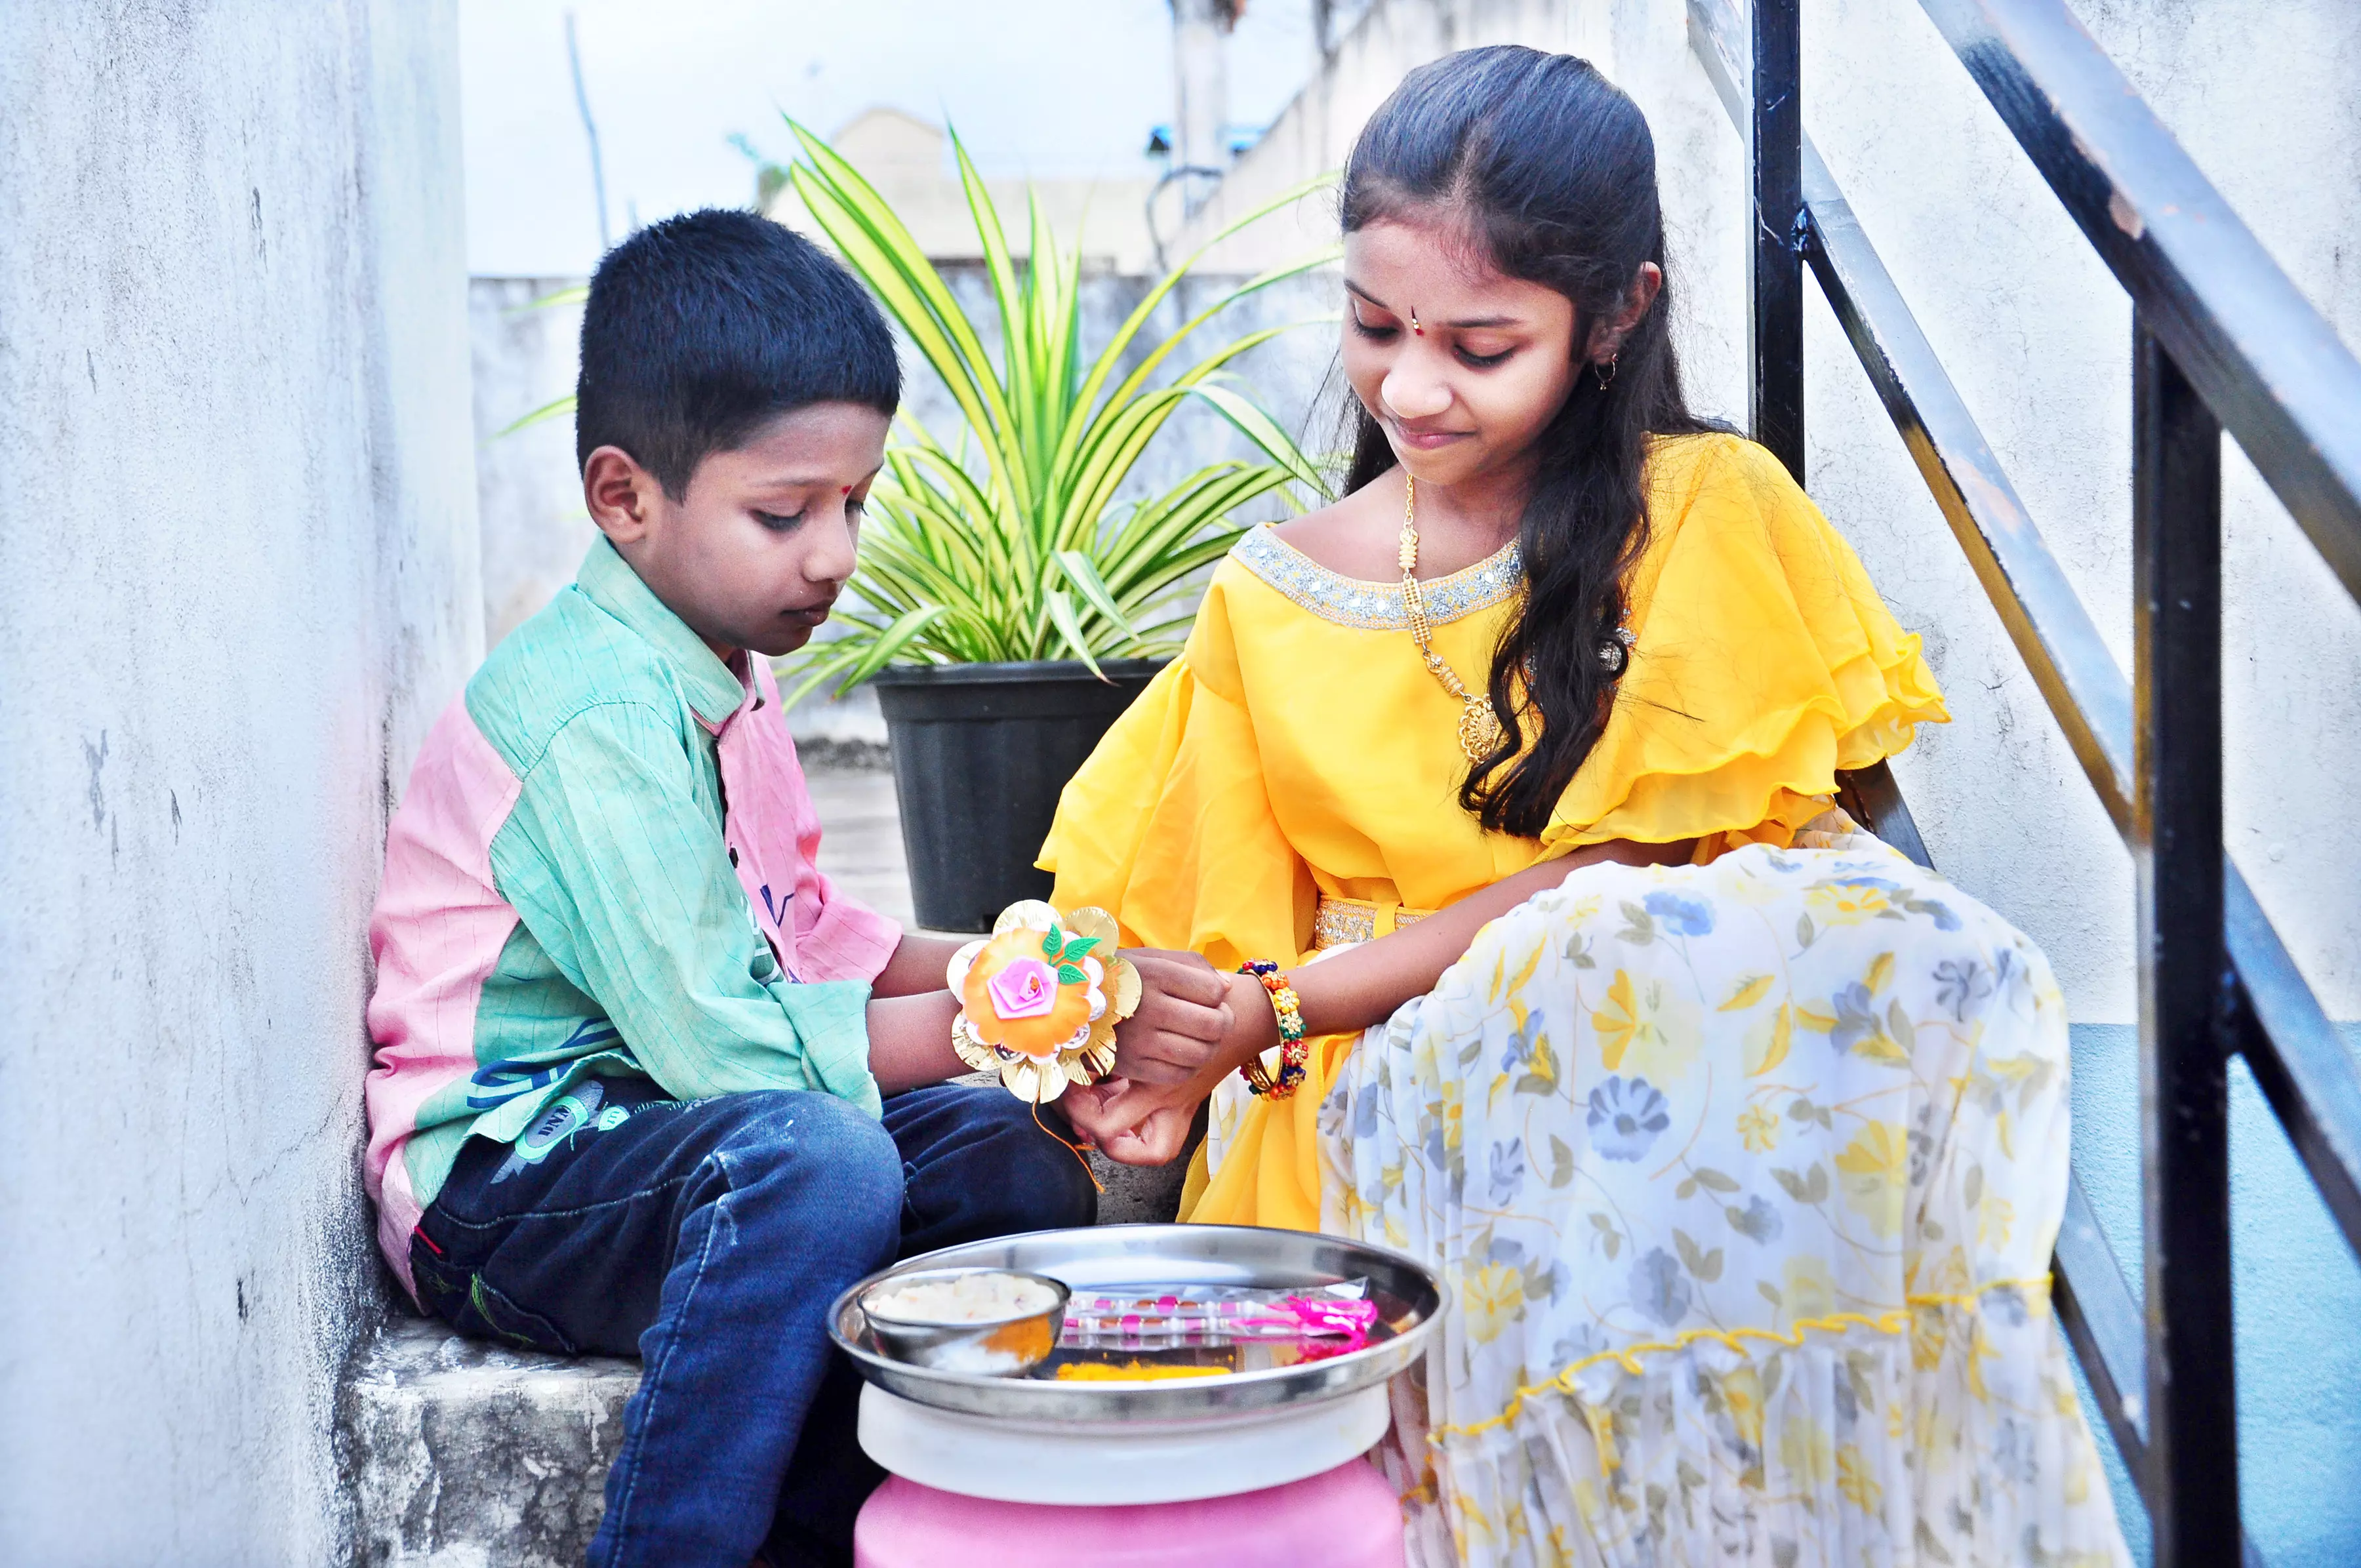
{"left": 1319, "top": 835, "right": 2129, "bottom": 1568}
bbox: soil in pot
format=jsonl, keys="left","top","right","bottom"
{"left": 870, "top": 659, "right": 1167, "bottom": 933}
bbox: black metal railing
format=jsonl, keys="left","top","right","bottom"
{"left": 1686, "top": 1, "right": 2361, "bottom": 1562}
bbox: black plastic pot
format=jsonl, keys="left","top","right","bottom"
{"left": 870, "top": 659, "right": 1167, "bottom": 933}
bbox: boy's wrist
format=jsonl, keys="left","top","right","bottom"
{"left": 871, "top": 931, "right": 967, "bottom": 999}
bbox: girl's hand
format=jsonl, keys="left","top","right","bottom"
{"left": 1065, "top": 1075, "right": 1204, "bottom": 1167}
{"left": 1110, "top": 948, "right": 1235, "bottom": 1085}
{"left": 1078, "top": 971, "right": 1281, "bottom": 1165}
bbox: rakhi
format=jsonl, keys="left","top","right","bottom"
{"left": 948, "top": 900, "right": 1141, "bottom": 1103}
{"left": 1061, "top": 1281, "right": 1379, "bottom": 1350}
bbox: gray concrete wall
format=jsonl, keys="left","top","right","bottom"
{"left": 473, "top": 276, "right": 595, "bottom": 651}
{"left": 1795, "top": 0, "right": 2361, "bottom": 1028}
{"left": 0, "top": 3, "right": 478, "bottom": 1561}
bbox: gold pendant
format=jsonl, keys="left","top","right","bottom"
{"left": 1459, "top": 696, "right": 1503, "bottom": 763}
{"left": 1406, "top": 476, "right": 1510, "bottom": 767}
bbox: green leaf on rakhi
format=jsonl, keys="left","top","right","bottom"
{"left": 1060, "top": 935, "right": 1100, "bottom": 963}
{"left": 1041, "top": 925, "right": 1062, "bottom": 957}
{"left": 1057, "top": 964, "right": 1088, "bottom": 986}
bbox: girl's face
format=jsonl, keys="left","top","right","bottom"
{"left": 1341, "top": 215, "right": 1581, "bottom": 491}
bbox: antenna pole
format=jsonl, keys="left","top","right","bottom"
{"left": 564, "top": 12, "right": 611, "bottom": 251}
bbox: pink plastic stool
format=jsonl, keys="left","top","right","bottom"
{"left": 853, "top": 1460, "right": 1405, "bottom": 1567}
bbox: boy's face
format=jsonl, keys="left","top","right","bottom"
{"left": 583, "top": 401, "right": 891, "bottom": 661}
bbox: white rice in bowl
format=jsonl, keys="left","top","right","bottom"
{"left": 865, "top": 1270, "right": 1060, "bottom": 1324}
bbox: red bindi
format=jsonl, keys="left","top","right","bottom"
{"left": 841, "top": 485, "right": 853, "bottom": 494}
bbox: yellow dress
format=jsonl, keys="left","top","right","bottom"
{"left": 1041, "top": 433, "right": 1947, "bottom": 1230}
{"left": 1043, "top": 433, "right": 2129, "bottom": 1566}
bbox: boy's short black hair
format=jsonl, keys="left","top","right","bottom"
{"left": 575, "top": 208, "right": 900, "bottom": 498}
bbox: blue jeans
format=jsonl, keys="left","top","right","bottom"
{"left": 409, "top": 1077, "right": 1097, "bottom": 1567}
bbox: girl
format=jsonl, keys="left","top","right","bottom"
{"left": 1051, "top": 45, "right": 2126, "bottom": 1568}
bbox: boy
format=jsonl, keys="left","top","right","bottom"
{"left": 363, "top": 210, "right": 1229, "bottom": 1567}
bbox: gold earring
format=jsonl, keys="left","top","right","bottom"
{"left": 1596, "top": 352, "right": 1619, "bottom": 390}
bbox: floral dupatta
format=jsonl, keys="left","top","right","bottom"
{"left": 1320, "top": 831, "right": 2128, "bottom": 1568}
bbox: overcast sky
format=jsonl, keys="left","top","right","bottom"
{"left": 460, "top": 0, "right": 1321, "bottom": 276}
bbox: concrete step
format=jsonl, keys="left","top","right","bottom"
{"left": 344, "top": 1316, "right": 635, "bottom": 1568}
{"left": 344, "top": 1146, "right": 1187, "bottom": 1565}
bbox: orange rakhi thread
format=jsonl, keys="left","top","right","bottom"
{"left": 1032, "top": 1097, "right": 1105, "bottom": 1195}
{"left": 948, "top": 901, "right": 1140, "bottom": 1104}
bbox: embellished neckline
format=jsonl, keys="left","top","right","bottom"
{"left": 1232, "top": 525, "right": 1522, "bottom": 630}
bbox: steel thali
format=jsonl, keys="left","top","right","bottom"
{"left": 828, "top": 1223, "right": 1442, "bottom": 1423}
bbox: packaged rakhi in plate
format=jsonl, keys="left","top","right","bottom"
{"left": 1060, "top": 1279, "right": 1379, "bottom": 1352}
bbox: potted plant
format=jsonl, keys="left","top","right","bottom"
{"left": 778, "top": 123, "right": 1329, "bottom": 931}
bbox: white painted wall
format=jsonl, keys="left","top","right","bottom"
{"left": 1797, "top": 0, "right": 2361, "bottom": 1029}
{"left": 0, "top": 4, "right": 478, "bottom": 1561}
{"left": 474, "top": 276, "right": 595, "bottom": 649}
{"left": 1170, "top": 0, "right": 2361, "bottom": 1030}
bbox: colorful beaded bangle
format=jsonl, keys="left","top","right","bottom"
{"left": 1238, "top": 960, "right": 1309, "bottom": 1100}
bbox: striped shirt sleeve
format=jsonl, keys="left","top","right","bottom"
{"left": 489, "top": 699, "right": 882, "bottom": 1116}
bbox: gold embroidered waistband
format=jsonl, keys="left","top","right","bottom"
{"left": 1312, "top": 894, "right": 1438, "bottom": 950}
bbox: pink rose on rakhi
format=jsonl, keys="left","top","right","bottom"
{"left": 947, "top": 900, "right": 1142, "bottom": 1103}
{"left": 986, "top": 956, "right": 1059, "bottom": 1020}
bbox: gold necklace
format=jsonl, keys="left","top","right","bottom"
{"left": 1400, "top": 475, "right": 1506, "bottom": 763}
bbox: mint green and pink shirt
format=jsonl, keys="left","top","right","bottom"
{"left": 363, "top": 538, "right": 901, "bottom": 1298}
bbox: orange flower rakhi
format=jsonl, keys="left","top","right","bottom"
{"left": 948, "top": 901, "right": 1140, "bottom": 1103}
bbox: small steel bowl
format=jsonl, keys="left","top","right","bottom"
{"left": 857, "top": 1267, "right": 1070, "bottom": 1377}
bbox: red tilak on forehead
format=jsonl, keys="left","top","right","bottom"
{"left": 841, "top": 485, "right": 853, "bottom": 494}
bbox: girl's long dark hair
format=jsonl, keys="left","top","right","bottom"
{"left": 1340, "top": 47, "right": 1720, "bottom": 838}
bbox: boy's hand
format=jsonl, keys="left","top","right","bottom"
{"left": 1065, "top": 1075, "right": 1203, "bottom": 1167}
{"left": 1112, "top": 949, "right": 1234, "bottom": 1085}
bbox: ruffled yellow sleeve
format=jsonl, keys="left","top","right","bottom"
{"left": 1038, "top": 567, "right": 1310, "bottom": 967}
{"left": 1543, "top": 434, "right": 1947, "bottom": 859}
{"left": 1041, "top": 568, "right": 1337, "bottom": 1232}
